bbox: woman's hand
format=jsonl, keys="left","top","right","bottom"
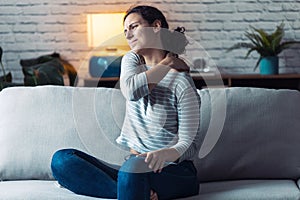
{"left": 162, "top": 53, "right": 190, "bottom": 72}
{"left": 137, "top": 148, "right": 180, "bottom": 173}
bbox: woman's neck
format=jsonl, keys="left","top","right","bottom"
{"left": 140, "top": 49, "right": 166, "bottom": 67}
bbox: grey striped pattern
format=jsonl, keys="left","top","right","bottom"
{"left": 116, "top": 51, "right": 201, "bottom": 162}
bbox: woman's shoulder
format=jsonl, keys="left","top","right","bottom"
{"left": 123, "top": 50, "right": 138, "bottom": 59}
{"left": 122, "top": 51, "right": 144, "bottom": 65}
{"left": 168, "top": 71, "right": 194, "bottom": 84}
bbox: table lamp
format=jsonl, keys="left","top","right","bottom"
{"left": 87, "top": 13, "right": 130, "bottom": 78}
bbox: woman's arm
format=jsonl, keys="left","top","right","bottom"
{"left": 137, "top": 148, "right": 180, "bottom": 173}
{"left": 120, "top": 52, "right": 149, "bottom": 101}
{"left": 145, "top": 53, "right": 189, "bottom": 91}
{"left": 171, "top": 87, "right": 201, "bottom": 162}
{"left": 138, "top": 85, "right": 201, "bottom": 172}
{"left": 120, "top": 52, "right": 189, "bottom": 101}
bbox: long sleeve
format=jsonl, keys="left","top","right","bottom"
{"left": 120, "top": 51, "right": 149, "bottom": 101}
{"left": 117, "top": 59, "right": 201, "bottom": 163}
{"left": 171, "top": 86, "right": 201, "bottom": 162}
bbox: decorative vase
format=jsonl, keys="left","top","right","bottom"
{"left": 259, "top": 56, "right": 279, "bottom": 75}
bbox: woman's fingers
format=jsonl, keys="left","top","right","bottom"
{"left": 158, "top": 160, "right": 165, "bottom": 173}
{"left": 168, "top": 56, "right": 190, "bottom": 72}
{"left": 137, "top": 152, "right": 147, "bottom": 157}
{"left": 152, "top": 159, "right": 161, "bottom": 172}
{"left": 166, "top": 52, "right": 178, "bottom": 58}
{"left": 148, "top": 155, "right": 159, "bottom": 171}
{"left": 149, "top": 157, "right": 165, "bottom": 173}
{"left": 144, "top": 152, "right": 152, "bottom": 163}
{"left": 138, "top": 150, "right": 170, "bottom": 173}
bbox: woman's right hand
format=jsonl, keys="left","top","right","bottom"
{"left": 145, "top": 52, "right": 190, "bottom": 92}
{"left": 162, "top": 53, "right": 190, "bottom": 72}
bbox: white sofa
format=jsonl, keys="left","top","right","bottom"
{"left": 1, "top": 85, "right": 300, "bottom": 200}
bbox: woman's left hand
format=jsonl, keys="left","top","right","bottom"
{"left": 137, "top": 148, "right": 180, "bottom": 173}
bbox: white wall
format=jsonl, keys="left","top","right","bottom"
{"left": 0, "top": 0, "right": 300, "bottom": 82}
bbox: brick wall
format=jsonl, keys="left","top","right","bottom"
{"left": 0, "top": 0, "right": 299, "bottom": 83}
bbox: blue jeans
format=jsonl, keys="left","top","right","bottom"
{"left": 51, "top": 148, "right": 199, "bottom": 199}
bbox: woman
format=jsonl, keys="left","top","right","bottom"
{"left": 51, "top": 5, "right": 201, "bottom": 200}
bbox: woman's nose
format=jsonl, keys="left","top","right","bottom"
{"left": 125, "top": 30, "right": 133, "bottom": 40}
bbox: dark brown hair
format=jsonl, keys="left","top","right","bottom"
{"left": 124, "top": 5, "right": 169, "bottom": 29}
{"left": 124, "top": 5, "right": 188, "bottom": 54}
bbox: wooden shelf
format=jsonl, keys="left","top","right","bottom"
{"left": 192, "top": 73, "right": 300, "bottom": 90}
{"left": 83, "top": 77, "right": 120, "bottom": 88}
{"left": 83, "top": 73, "right": 300, "bottom": 91}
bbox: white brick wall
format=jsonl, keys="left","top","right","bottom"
{"left": 0, "top": 0, "right": 299, "bottom": 83}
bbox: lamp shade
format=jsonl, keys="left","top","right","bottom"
{"left": 87, "top": 13, "right": 128, "bottom": 48}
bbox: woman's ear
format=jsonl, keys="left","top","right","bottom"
{"left": 152, "top": 19, "right": 162, "bottom": 33}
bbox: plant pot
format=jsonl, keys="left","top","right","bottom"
{"left": 259, "top": 56, "right": 279, "bottom": 75}
{"left": 0, "top": 72, "right": 12, "bottom": 82}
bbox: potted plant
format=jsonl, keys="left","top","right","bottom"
{"left": 0, "top": 46, "right": 6, "bottom": 81}
{"left": 0, "top": 46, "right": 14, "bottom": 91}
{"left": 227, "top": 22, "right": 300, "bottom": 75}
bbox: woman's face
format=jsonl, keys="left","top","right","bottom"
{"left": 123, "top": 13, "right": 161, "bottom": 52}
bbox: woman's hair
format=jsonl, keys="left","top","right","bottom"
{"left": 124, "top": 5, "right": 188, "bottom": 55}
{"left": 124, "top": 5, "right": 169, "bottom": 29}
{"left": 161, "top": 26, "right": 188, "bottom": 55}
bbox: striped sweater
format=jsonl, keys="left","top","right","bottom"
{"left": 116, "top": 51, "right": 201, "bottom": 162}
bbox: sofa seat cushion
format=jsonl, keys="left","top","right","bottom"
{"left": 1, "top": 180, "right": 299, "bottom": 200}
{"left": 194, "top": 179, "right": 300, "bottom": 200}
{"left": 0, "top": 180, "right": 108, "bottom": 200}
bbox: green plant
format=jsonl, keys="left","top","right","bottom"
{"left": 0, "top": 46, "right": 5, "bottom": 90}
{"left": 0, "top": 47, "right": 17, "bottom": 91}
{"left": 227, "top": 22, "right": 300, "bottom": 71}
{"left": 0, "top": 46, "right": 7, "bottom": 82}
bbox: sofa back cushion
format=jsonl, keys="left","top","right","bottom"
{"left": 1, "top": 86, "right": 300, "bottom": 182}
{"left": 195, "top": 87, "right": 300, "bottom": 182}
{"left": 0, "top": 86, "right": 128, "bottom": 180}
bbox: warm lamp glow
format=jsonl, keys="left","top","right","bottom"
{"left": 87, "top": 13, "right": 128, "bottom": 49}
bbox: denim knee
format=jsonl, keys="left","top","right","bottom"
{"left": 118, "top": 156, "right": 150, "bottom": 189}
{"left": 119, "top": 156, "right": 151, "bottom": 174}
{"left": 118, "top": 156, "right": 150, "bottom": 199}
{"left": 51, "top": 148, "right": 77, "bottom": 178}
